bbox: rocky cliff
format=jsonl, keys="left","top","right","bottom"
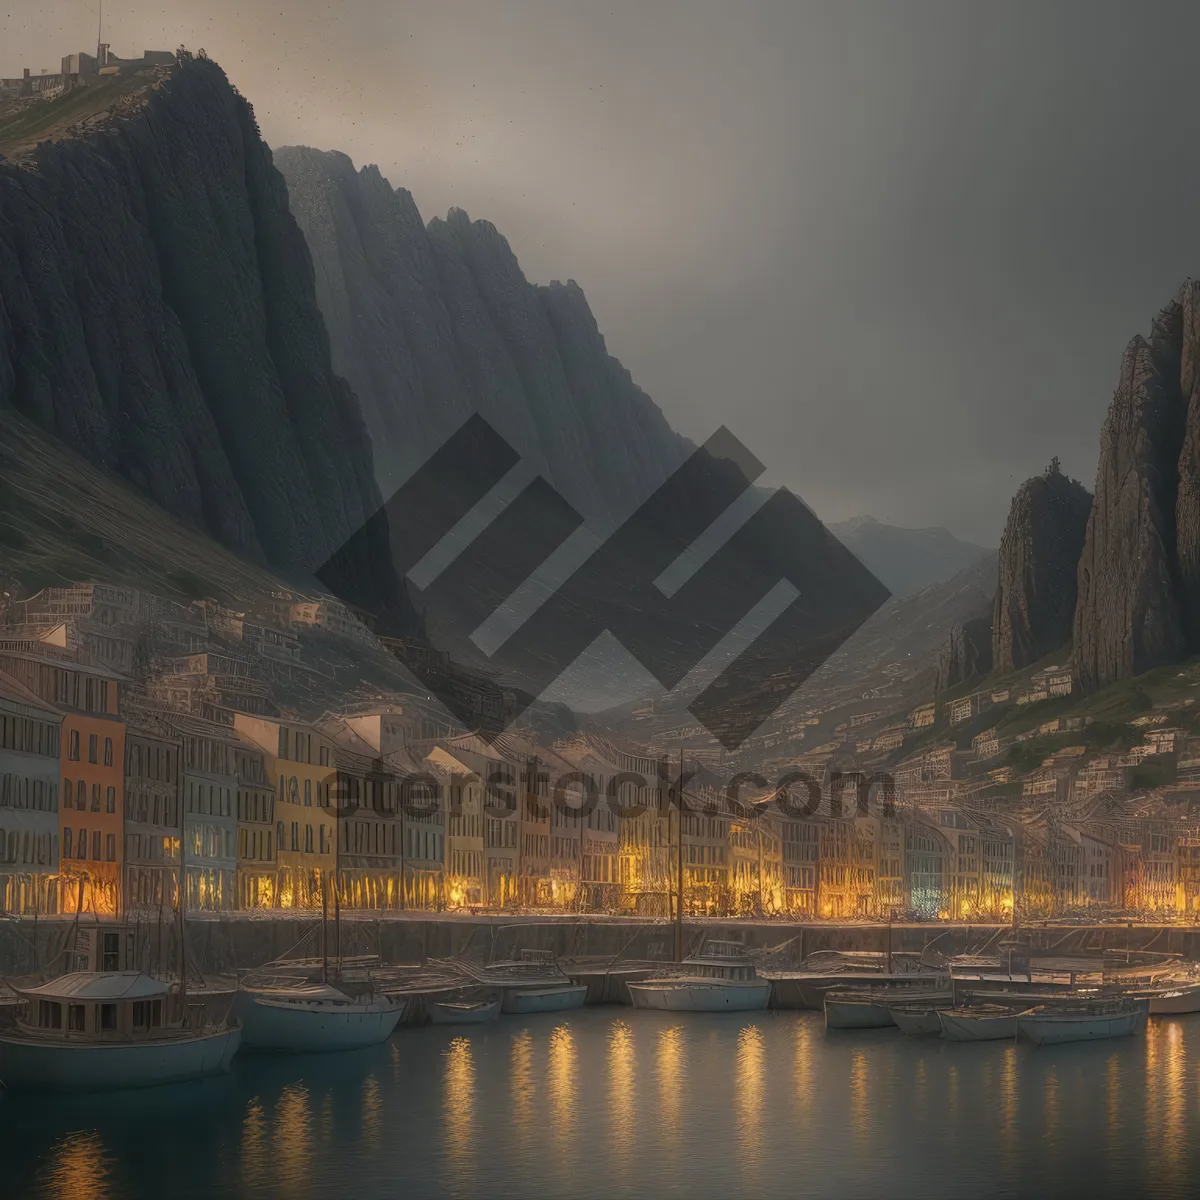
{"left": 273, "top": 146, "right": 690, "bottom": 525}
{"left": 0, "top": 58, "right": 408, "bottom": 626}
{"left": 1073, "top": 286, "right": 1198, "bottom": 690}
{"left": 936, "top": 614, "right": 993, "bottom": 693}
{"left": 992, "top": 461, "right": 1092, "bottom": 673}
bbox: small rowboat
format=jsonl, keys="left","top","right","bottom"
{"left": 825, "top": 988, "right": 952, "bottom": 1031}
{"left": 502, "top": 985, "right": 588, "bottom": 1015}
{"left": 428, "top": 996, "right": 502, "bottom": 1025}
{"left": 938, "top": 1005, "right": 1026, "bottom": 1042}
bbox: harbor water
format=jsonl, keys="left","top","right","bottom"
{"left": 3, "top": 1007, "right": 1199, "bottom": 1198}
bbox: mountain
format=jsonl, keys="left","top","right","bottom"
{"left": 992, "top": 461, "right": 1092, "bottom": 673}
{"left": 936, "top": 615, "right": 994, "bottom": 694}
{"left": 273, "top": 146, "right": 690, "bottom": 526}
{"left": 826, "top": 516, "right": 993, "bottom": 598}
{"left": 1074, "top": 284, "right": 1196, "bottom": 691}
{"left": 0, "top": 56, "right": 409, "bottom": 629}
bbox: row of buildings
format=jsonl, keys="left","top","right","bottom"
{"left": 3, "top": 584, "right": 1200, "bottom": 922}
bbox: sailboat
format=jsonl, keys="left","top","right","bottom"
{"left": 237, "top": 877, "right": 404, "bottom": 1052}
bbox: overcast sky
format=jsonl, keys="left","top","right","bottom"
{"left": 7, "top": 1, "right": 1200, "bottom": 544}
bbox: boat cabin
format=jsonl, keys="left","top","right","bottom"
{"left": 69, "top": 925, "right": 138, "bottom": 973}
{"left": 17, "top": 973, "right": 169, "bottom": 1039}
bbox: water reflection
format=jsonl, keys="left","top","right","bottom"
{"left": 511, "top": 1029, "right": 535, "bottom": 1148}
{"left": 656, "top": 1025, "right": 684, "bottom": 1139}
{"left": 444, "top": 1037, "right": 475, "bottom": 1171}
{"left": 608, "top": 1020, "right": 636, "bottom": 1173}
{"left": 37, "top": 1130, "right": 112, "bottom": 1200}
{"left": 736, "top": 1024, "right": 764, "bottom": 1177}
{"left": 240, "top": 1097, "right": 269, "bottom": 1192}
{"left": 6, "top": 1010, "right": 1200, "bottom": 1200}
{"left": 548, "top": 1024, "right": 577, "bottom": 1145}
{"left": 275, "top": 1081, "right": 312, "bottom": 1195}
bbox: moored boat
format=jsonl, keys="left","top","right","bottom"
{"left": 0, "top": 972, "right": 240, "bottom": 1092}
{"left": 938, "top": 1005, "right": 1025, "bottom": 1042}
{"left": 825, "top": 987, "right": 953, "bottom": 1031}
{"left": 627, "top": 941, "right": 771, "bottom": 1013}
{"left": 1125, "top": 981, "right": 1200, "bottom": 1016}
{"left": 890, "top": 1000, "right": 954, "bottom": 1036}
{"left": 237, "top": 984, "right": 405, "bottom": 1052}
{"left": 502, "top": 985, "right": 589, "bottom": 1014}
{"left": 428, "top": 995, "right": 503, "bottom": 1025}
{"left": 1018, "top": 998, "right": 1147, "bottom": 1045}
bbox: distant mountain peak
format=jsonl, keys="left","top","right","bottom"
{"left": 827, "top": 516, "right": 993, "bottom": 599}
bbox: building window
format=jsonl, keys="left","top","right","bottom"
{"left": 291, "top": 822, "right": 299, "bottom": 852}
{"left": 91, "top": 784, "right": 101, "bottom": 812}
{"left": 105, "top": 833, "right": 116, "bottom": 862}
{"left": 69, "top": 730, "right": 80, "bottom": 761}
{"left": 92, "top": 831, "right": 102, "bottom": 861}
{"left": 304, "top": 779, "right": 312, "bottom": 807}
{"left": 88, "top": 734, "right": 98, "bottom": 764}
{"left": 63, "top": 828, "right": 72, "bottom": 859}
{"left": 78, "top": 828, "right": 88, "bottom": 859}
{"left": 99, "top": 1004, "right": 117, "bottom": 1032}
{"left": 304, "top": 824, "right": 314, "bottom": 853}
{"left": 104, "top": 737, "right": 113, "bottom": 766}
{"left": 77, "top": 780, "right": 86, "bottom": 810}
{"left": 106, "top": 786, "right": 116, "bottom": 814}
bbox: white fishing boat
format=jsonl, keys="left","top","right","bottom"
{"left": 627, "top": 941, "right": 771, "bottom": 1013}
{"left": 428, "top": 995, "right": 503, "bottom": 1025}
{"left": 938, "top": 1005, "right": 1026, "bottom": 1042}
{"left": 237, "top": 984, "right": 405, "bottom": 1052}
{"left": 457, "top": 948, "right": 591, "bottom": 1015}
{"left": 0, "top": 972, "right": 240, "bottom": 1092}
{"left": 1018, "top": 998, "right": 1148, "bottom": 1045}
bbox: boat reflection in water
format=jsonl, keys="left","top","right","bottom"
{"left": 5, "top": 1010, "right": 1200, "bottom": 1197}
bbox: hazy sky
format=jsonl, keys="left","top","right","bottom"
{"left": 7, "top": 1, "right": 1200, "bottom": 544}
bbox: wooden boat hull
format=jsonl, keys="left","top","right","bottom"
{"left": 824, "top": 997, "right": 895, "bottom": 1029}
{"left": 0, "top": 1025, "right": 241, "bottom": 1092}
{"left": 1018, "top": 1007, "right": 1146, "bottom": 1045}
{"left": 428, "top": 998, "right": 502, "bottom": 1025}
{"left": 501, "top": 985, "right": 588, "bottom": 1015}
{"left": 890, "top": 1007, "right": 946, "bottom": 1036}
{"left": 1149, "top": 985, "right": 1200, "bottom": 1015}
{"left": 938, "top": 1010, "right": 1019, "bottom": 1042}
{"left": 237, "top": 994, "right": 404, "bottom": 1052}
{"left": 627, "top": 981, "right": 771, "bottom": 1013}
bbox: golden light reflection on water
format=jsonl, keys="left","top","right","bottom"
{"left": 736, "top": 1024, "right": 765, "bottom": 1175}
{"left": 548, "top": 1023, "right": 578, "bottom": 1144}
{"left": 275, "top": 1082, "right": 312, "bottom": 1193}
{"left": 38, "top": 1129, "right": 111, "bottom": 1200}
{"left": 444, "top": 1036, "right": 475, "bottom": 1169}
{"left": 849, "top": 1049, "right": 869, "bottom": 1148}
{"left": 794, "top": 1016, "right": 815, "bottom": 1117}
{"left": 608, "top": 1020, "right": 636, "bottom": 1170}
{"left": 1000, "top": 1046, "right": 1017, "bottom": 1153}
{"left": 1162, "top": 1021, "right": 1185, "bottom": 1186}
{"left": 1043, "top": 1068, "right": 1058, "bottom": 1146}
{"left": 656, "top": 1025, "right": 684, "bottom": 1139}
{"left": 361, "top": 1075, "right": 383, "bottom": 1149}
{"left": 511, "top": 1029, "right": 534, "bottom": 1147}
{"left": 241, "top": 1098, "right": 269, "bottom": 1192}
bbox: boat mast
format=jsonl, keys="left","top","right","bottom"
{"left": 674, "top": 747, "right": 684, "bottom": 963}
{"left": 320, "top": 871, "right": 329, "bottom": 984}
